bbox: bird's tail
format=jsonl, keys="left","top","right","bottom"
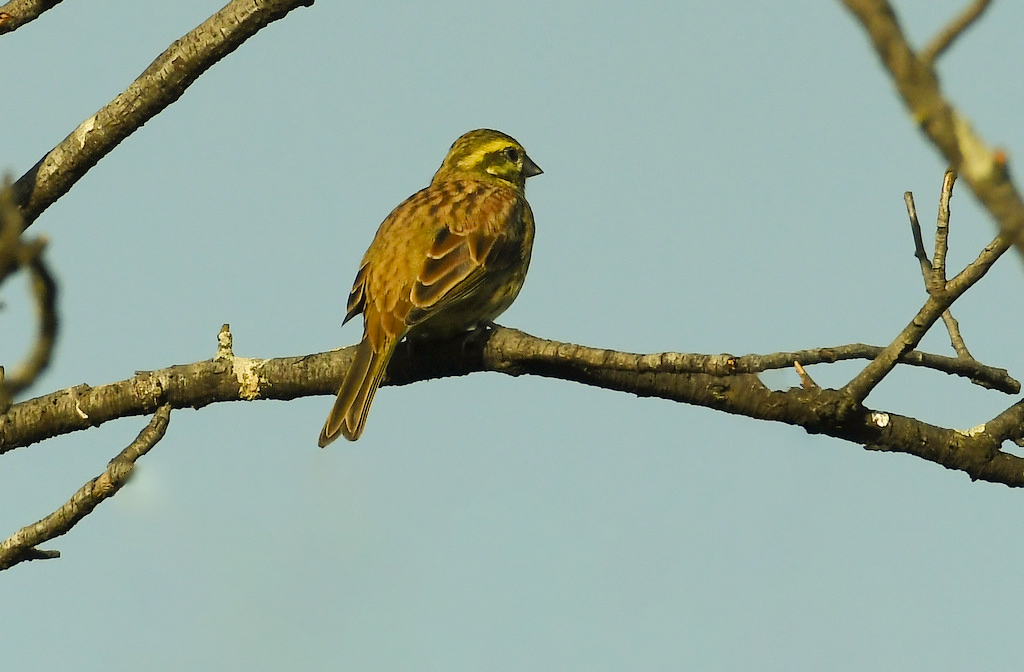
{"left": 319, "top": 337, "right": 395, "bottom": 445}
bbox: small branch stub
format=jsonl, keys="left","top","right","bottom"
{"left": 794, "top": 361, "right": 819, "bottom": 390}
{"left": 216, "top": 324, "right": 233, "bottom": 360}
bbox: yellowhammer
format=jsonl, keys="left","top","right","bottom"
{"left": 319, "top": 129, "right": 543, "bottom": 445}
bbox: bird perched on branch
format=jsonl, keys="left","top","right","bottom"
{"left": 319, "top": 129, "right": 543, "bottom": 445}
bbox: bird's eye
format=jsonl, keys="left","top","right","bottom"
{"left": 503, "top": 147, "right": 520, "bottom": 163}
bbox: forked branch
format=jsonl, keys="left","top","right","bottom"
{"left": 844, "top": 175, "right": 1011, "bottom": 403}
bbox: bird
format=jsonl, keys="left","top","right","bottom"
{"left": 318, "top": 129, "right": 542, "bottom": 445}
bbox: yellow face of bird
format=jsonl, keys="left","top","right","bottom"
{"left": 431, "top": 129, "right": 543, "bottom": 191}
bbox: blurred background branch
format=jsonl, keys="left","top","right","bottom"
{"left": 841, "top": 0, "right": 1024, "bottom": 259}
{"left": 0, "top": 182, "right": 57, "bottom": 412}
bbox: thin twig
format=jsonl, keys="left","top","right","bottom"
{"left": 908, "top": 176, "right": 974, "bottom": 359}
{"left": 847, "top": 174, "right": 1011, "bottom": 402}
{"left": 906, "top": 191, "right": 930, "bottom": 272}
{"left": 742, "top": 342, "right": 1010, "bottom": 390}
{"left": 0, "top": 406, "right": 171, "bottom": 571}
{"left": 843, "top": 225, "right": 1012, "bottom": 403}
{"left": 931, "top": 171, "right": 956, "bottom": 292}
{"left": 920, "top": 0, "right": 993, "bottom": 65}
{"left": 985, "top": 398, "right": 1024, "bottom": 446}
{"left": 940, "top": 311, "right": 973, "bottom": 359}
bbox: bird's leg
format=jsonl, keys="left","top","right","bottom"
{"left": 461, "top": 321, "right": 497, "bottom": 353}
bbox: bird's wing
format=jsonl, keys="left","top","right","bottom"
{"left": 414, "top": 228, "right": 496, "bottom": 302}
{"left": 408, "top": 215, "right": 519, "bottom": 326}
{"left": 343, "top": 263, "right": 368, "bottom": 325}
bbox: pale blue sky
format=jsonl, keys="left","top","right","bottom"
{"left": 3, "top": 1, "right": 1024, "bottom": 669}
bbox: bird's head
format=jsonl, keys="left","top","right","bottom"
{"left": 431, "top": 129, "right": 542, "bottom": 191}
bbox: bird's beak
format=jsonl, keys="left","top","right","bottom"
{"left": 523, "top": 154, "right": 543, "bottom": 178}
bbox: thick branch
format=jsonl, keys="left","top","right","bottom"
{"left": 2, "top": 327, "right": 1021, "bottom": 486}
{"left": 476, "top": 329, "right": 1022, "bottom": 486}
{"left": 0, "top": 0, "right": 66, "bottom": 35}
{"left": 0, "top": 405, "right": 171, "bottom": 570}
{"left": 11, "top": 0, "right": 315, "bottom": 228}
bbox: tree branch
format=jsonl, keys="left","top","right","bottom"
{"left": 844, "top": 176, "right": 1012, "bottom": 402}
{"left": 840, "top": 0, "right": 1024, "bottom": 258}
{"left": 0, "top": 405, "right": 171, "bottom": 571}
{"left": 906, "top": 176, "right": 974, "bottom": 358}
{"left": 920, "top": 0, "right": 992, "bottom": 65}
{"left": 931, "top": 171, "right": 955, "bottom": 291}
{"left": 2, "top": 325, "right": 1021, "bottom": 486}
{"left": 985, "top": 398, "right": 1024, "bottom": 446}
{"left": 0, "top": 0, "right": 66, "bottom": 35}
{"left": 11, "top": 0, "right": 315, "bottom": 228}
{"left": 842, "top": 233, "right": 1011, "bottom": 402}
{"left": 742, "top": 343, "right": 1014, "bottom": 393}
{"left": 0, "top": 184, "right": 59, "bottom": 412}
{"left": 0, "top": 243, "right": 58, "bottom": 407}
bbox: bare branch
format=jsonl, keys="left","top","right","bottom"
{"left": 839, "top": 0, "right": 959, "bottom": 159}
{"left": 794, "top": 361, "right": 820, "bottom": 390}
{"left": 6, "top": 324, "right": 1016, "bottom": 452}
{"left": 941, "top": 311, "right": 974, "bottom": 360}
{"left": 0, "top": 405, "right": 171, "bottom": 571}
{"left": 470, "top": 328, "right": 1024, "bottom": 487}
{"left": 843, "top": 226, "right": 1011, "bottom": 402}
{"left": 906, "top": 191, "right": 929, "bottom": 271}
{"left": 11, "top": 0, "right": 315, "bottom": 228}
{"left": 931, "top": 171, "right": 956, "bottom": 291}
{"left": 920, "top": 0, "right": 993, "bottom": 65}
{"left": 841, "top": 0, "right": 1024, "bottom": 258}
{"left": 745, "top": 342, "right": 1013, "bottom": 392}
{"left": 0, "top": 0, "right": 67, "bottom": 35}
{"left": 0, "top": 185, "right": 59, "bottom": 411}
{"left": 0, "top": 244, "right": 58, "bottom": 404}
{"left": 843, "top": 167, "right": 1019, "bottom": 402}
{"left": 0, "top": 181, "right": 22, "bottom": 281}
{"left": 0, "top": 324, "right": 1020, "bottom": 486}
{"left": 986, "top": 399, "right": 1024, "bottom": 446}
{"left": 907, "top": 178, "right": 974, "bottom": 359}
